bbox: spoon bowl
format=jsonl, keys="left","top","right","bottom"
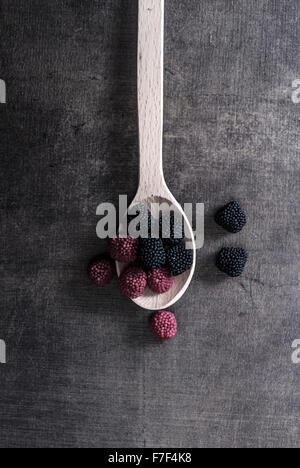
{"left": 116, "top": 195, "right": 196, "bottom": 310}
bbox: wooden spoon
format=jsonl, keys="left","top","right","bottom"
{"left": 116, "top": 0, "right": 196, "bottom": 310}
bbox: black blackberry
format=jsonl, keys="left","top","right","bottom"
{"left": 165, "top": 244, "right": 193, "bottom": 276}
{"left": 159, "top": 212, "right": 185, "bottom": 246}
{"left": 216, "top": 247, "right": 248, "bottom": 277}
{"left": 128, "top": 203, "right": 157, "bottom": 238}
{"left": 215, "top": 201, "right": 247, "bottom": 233}
{"left": 138, "top": 238, "right": 166, "bottom": 270}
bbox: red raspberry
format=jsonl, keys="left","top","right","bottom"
{"left": 88, "top": 257, "right": 115, "bottom": 287}
{"left": 147, "top": 267, "right": 174, "bottom": 294}
{"left": 110, "top": 236, "right": 139, "bottom": 263}
{"left": 119, "top": 266, "right": 147, "bottom": 299}
{"left": 150, "top": 311, "right": 177, "bottom": 341}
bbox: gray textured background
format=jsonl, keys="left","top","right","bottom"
{"left": 0, "top": 0, "right": 299, "bottom": 448}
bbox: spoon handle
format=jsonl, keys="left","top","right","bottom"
{"left": 137, "top": 0, "right": 165, "bottom": 195}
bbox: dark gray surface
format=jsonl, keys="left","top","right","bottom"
{"left": 0, "top": 0, "right": 299, "bottom": 448}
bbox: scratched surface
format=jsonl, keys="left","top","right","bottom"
{"left": 0, "top": 0, "right": 299, "bottom": 448}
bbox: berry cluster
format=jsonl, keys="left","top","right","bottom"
{"left": 136, "top": 210, "right": 193, "bottom": 276}
{"left": 87, "top": 258, "right": 179, "bottom": 342}
{"left": 87, "top": 200, "right": 250, "bottom": 342}
{"left": 215, "top": 200, "right": 248, "bottom": 277}
{"left": 88, "top": 210, "right": 192, "bottom": 302}
{"left": 117, "top": 210, "right": 193, "bottom": 296}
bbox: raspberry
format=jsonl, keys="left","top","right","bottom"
{"left": 147, "top": 267, "right": 174, "bottom": 294}
{"left": 118, "top": 266, "right": 147, "bottom": 299}
{"left": 150, "top": 311, "right": 177, "bottom": 341}
{"left": 88, "top": 257, "right": 115, "bottom": 287}
{"left": 110, "top": 235, "right": 139, "bottom": 263}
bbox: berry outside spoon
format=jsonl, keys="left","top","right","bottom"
{"left": 116, "top": 0, "right": 196, "bottom": 310}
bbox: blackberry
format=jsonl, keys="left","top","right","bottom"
{"left": 165, "top": 244, "right": 193, "bottom": 276}
{"left": 216, "top": 247, "right": 248, "bottom": 277}
{"left": 159, "top": 212, "right": 185, "bottom": 246}
{"left": 138, "top": 238, "right": 166, "bottom": 270}
{"left": 215, "top": 201, "right": 247, "bottom": 233}
{"left": 128, "top": 203, "right": 157, "bottom": 238}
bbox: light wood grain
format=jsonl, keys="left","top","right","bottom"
{"left": 137, "top": 0, "right": 165, "bottom": 195}
{"left": 116, "top": 0, "right": 196, "bottom": 311}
